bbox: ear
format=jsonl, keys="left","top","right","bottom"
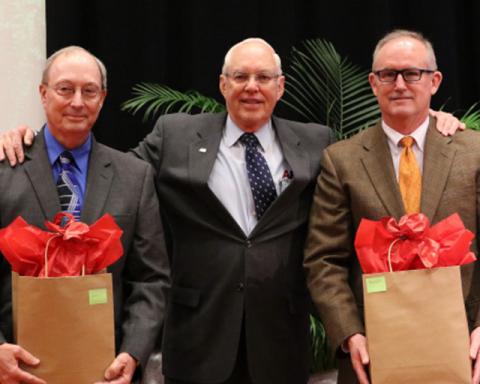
{"left": 219, "top": 74, "right": 228, "bottom": 97}
{"left": 39, "top": 84, "right": 48, "bottom": 107}
{"left": 430, "top": 70, "right": 443, "bottom": 95}
{"left": 98, "top": 89, "right": 107, "bottom": 109}
{"left": 276, "top": 75, "right": 285, "bottom": 101}
{"left": 368, "top": 72, "right": 379, "bottom": 96}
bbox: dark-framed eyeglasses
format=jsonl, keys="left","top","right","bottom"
{"left": 373, "top": 68, "right": 436, "bottom": 83}
{"left": 45, "top": 82, "right": 103, "bottom": 100}
{"left": 224, "top": 71, "right": 281, "bottom": 85}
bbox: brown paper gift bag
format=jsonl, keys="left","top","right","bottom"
{"left": 12, "top": 271, "right": 115, "bottom": 384}
{"left": 363, "top": 265, "right": 471, "bottom": 383}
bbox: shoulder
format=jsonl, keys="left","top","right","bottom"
{"left": 449, "top": 127, "right": 480, "bottom": 149}
{"left": 154, "top": 112, "right": 226, "bottom": 131}
{"left": 324, "top": 124, "right": 375, "bottom": 157}
{"left": 95, "top": 142, "right": 153, "bottom": 174}
{"left": 273, "top": 115, "right": 331, "bottom": 137}
{"left": 272, "top": 116, "right": 335, "bottom": 151}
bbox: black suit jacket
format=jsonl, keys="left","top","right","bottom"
{"left": 133, "top": 112, "right": 334, "bottom": 384}
{"left": 0, "top": 131, "right": 170, "bottom": 368}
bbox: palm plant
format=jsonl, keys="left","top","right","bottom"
{"left": 121, "top": 83, "right": 225, "bottom": 121}
{"left": 460, "top": 102, "right": 480, "bottom": 130}
{"left": 282, "top": 39, "right": 380, "bottom": 139}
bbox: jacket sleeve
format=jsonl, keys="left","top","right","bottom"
{"left": 118, "top": 162, "right": 171, "bottom": 368}
{"left": 303, "top": 147, "right": 364, "bottom": 352}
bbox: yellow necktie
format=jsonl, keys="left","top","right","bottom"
{"left": 399, "top": 136, "right": 421, "bottom": 214}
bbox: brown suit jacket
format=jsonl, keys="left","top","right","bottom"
{"left": 304, "top": 118, "right": 480, "bottom": 382}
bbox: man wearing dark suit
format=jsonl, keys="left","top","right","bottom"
{"left": 304, "top": 29, "right": 480, "bottom": 384}
{"left": 0, "top": 46, "right": 170, "bottom": 384}
{"left": 131, "top": 38, "right": 333, "bottom": 384}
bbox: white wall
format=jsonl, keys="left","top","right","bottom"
{"left": 0, "top": 1, "right": 46, "bottom": 132}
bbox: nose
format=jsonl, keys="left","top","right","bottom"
{"left": 393, "top": 73, "right": 407, "bottom": 89}
{"left": 244, "top": 75, "right": 260, "bottom": 91}
{"left": 70, "top": 88, "right": 85, "bottom": 107}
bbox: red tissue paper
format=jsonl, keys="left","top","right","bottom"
{"left": 0, "top": 212, "right": 123, "bottom": 277}
{"left": 354, "top": 213, "right": 475, "bottom": 273}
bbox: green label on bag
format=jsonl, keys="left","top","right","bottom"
{"left": 365, "top": 276, "right": 387, "bottom": 293}
{"left": 89, "top": 288, "right": 108, "bottom": 305}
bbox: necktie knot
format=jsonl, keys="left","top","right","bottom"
{"left": 400, "top": 136, "right": 414, "bottom": 149}
{"left": 239, "top": 133, "right": 260, "bottom": 149}
{"left": 58, "top": 151, "right": 75, "bottom": 167}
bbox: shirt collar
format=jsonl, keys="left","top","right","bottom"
{"left": 224, "top": 115, "right": 274, "bottom": 151}
{"left": 44, "top": 124, "right": 92, "bottom": 173}
{"left": 381, "top": 116, "right": 429, "bottom": 152}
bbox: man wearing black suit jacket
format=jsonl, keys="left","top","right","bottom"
{"left": 132, "top": 38, "right": 333, "bottom": 384}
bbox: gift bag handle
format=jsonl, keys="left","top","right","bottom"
{"left": 387, "top": 238, "right": 402, "bottom": 273}
{"left": 44, "top": 234, "right": 86, "bottom": 277}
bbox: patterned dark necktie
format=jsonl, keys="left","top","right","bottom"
{"left": 240, "top": 133, "right": 277, "bottom": 219}
{"left": 56, "top": 151, "right": 83, "bottom": 221}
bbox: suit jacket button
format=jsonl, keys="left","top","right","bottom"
{"left": 246, "top": 240, "right": 252, "bottom": 248}
{"left": 236, "top": 283, "right": 244, "bottom": 292}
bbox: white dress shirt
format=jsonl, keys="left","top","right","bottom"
{"left": 382, "top": 117, "right": 429, "bottom": 180}
{"left": 208, "top": 116, "right": 290, "bottom": 235}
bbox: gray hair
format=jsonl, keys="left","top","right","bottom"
{"left": 222, "top": 38, "right": 282, "bottom": 75}
{"left": 42, "top": 45, "right": 107, "bottom": 89}
{"left": 372, "top": 29, "right": 437, "bottom": 70}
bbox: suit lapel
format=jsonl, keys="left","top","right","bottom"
{"left": 421, "top": 119, "right": 455, "bottom": 220}
{"left": 23, "top": 132, "right": 61, "bottom": 220}
{"left": 81, "top": 139, "right": 114, "bottom": 223}
{"left": 251, "top": 117, "right": 310, "bottom": 236}
{"left": 188, "top": 113, "right": 225, "bottom": 186}
{"left": 188, "top": 113, "right": 246, "bottom": 235}
{"left": 360, "top": 122, "right": 404, "bottom": 219}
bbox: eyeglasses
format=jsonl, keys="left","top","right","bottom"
{"left": 225, "top": 72, "right": 280, "bottom": 85}
{"left": 45, "top": 82, "right": 103, "bottom": 100}
{"left": 373, "top": 68, "right": 436, "bottom": 83}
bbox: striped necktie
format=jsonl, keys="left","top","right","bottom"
{"left": 56, "top": 151, "right": 83, "bottom": 221}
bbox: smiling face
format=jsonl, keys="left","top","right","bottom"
{"left": 40, "top": 49, "right": 106, "bottom": 149}
{"left": 369, "top": 37, "right": 442, "bottom": 133}
{"left": 219, "top": 41, "right": 285, "bottom": 132}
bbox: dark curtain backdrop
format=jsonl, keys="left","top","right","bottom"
{"left": 45, "top": 0, "right": 480, "bottom": 151}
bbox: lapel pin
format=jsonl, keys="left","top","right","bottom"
{"left": 199, "top": 148, "right": 207, "bottom": 153}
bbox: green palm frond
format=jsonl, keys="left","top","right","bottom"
{"left": 283, "top": 39, "right": 380, "bottom": 139}
{"left": 309, "top": 315, "right": 335, "bottom": 373}
{"left": 461, "top": 102, "right": 480, "bottom": 130}
{"left": 121, "top": 83, "right": 225, "bottom": 122}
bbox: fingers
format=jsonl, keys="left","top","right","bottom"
{"left": 23, "top": 126, "right": 35, "bottom": 146}
{"left": 347, "top": 333, "right": 370, "bottom": 384}
{"left": 473, "top": 359, "right": 480, "bottom": 384}
{"left": 471, "top": 328, "right": 480, "bottom": 384}
{"left": 351, "top": 348, "right": 370, "bottom": 384}
{"left": 430, "top": 108, "right": 464, "bottom": 136}
{"left": 13, "top": 346, "right": 40, "bottom": 367}
{"left": 95, "top": 353, "right": 136, "bottom": 384}
{"left": 1, "top": 131, "right": 21, "bottom": 166}
{"left": 15, "top": 369, "right": 46, "bottom": 384}
{"left": 0, "top": 125, "right": 33, "bottom": 166}
{"left": 104, "top": 357, "right": 125, "bottom": 381}
{"left": 0, "top": 343, "right": 45, "bottom": 384}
